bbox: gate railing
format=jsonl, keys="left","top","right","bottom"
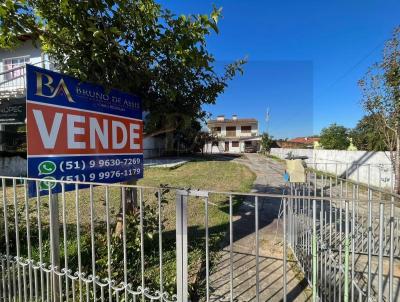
{"left": 0, "top": 176, "right": 296, "bottom": 302}
{"left": 0, "top": 174, "right": 399, "bottom": 301}
{"left": 288, "top": 169, "right": 400, "bottom": 302}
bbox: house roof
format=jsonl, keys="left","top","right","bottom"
{"left": 287, "top": 137, "right": 320, "bottom": 144}
{"left": 207, "top": 118, "right": 258, "bottom": 126}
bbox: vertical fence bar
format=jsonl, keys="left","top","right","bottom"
{"left": 205, "top": 196, "right": 210, "bottom": 302}
{"left": 378, "top": 202, "right": 384, "bottom": 302}
{"left": 75, "top": 184, "right": 83, "bottom": 302}
{"left": 35, "top": 181, "right": 43, "bottom": 302}
{"left": 48, "top": 184, "right": 60, "bottom": 302}
{"left": 283, "top": 197, "right": 287, "bottom": 302}
{"left": 2, "top": 178, "right": 11, "bottom": 302}
{"left": 329, "top": 177, "right": 332, "bottom": 302}
{"left": 139, "top": 188, "right": 145, "bottom": 301}
{"left": 312, "top": 199, "right": 318, "bottom": 302}
{"left": 320, "top": 180, "right": 324, "bottom": 296}
{"left": 339, "top": 182, "right": 343, "bottom": 302}
{"left": 367, "top": 192, "right": 372, "bottom": 299}
{"left": 255, "top": 196, "right": 259, "bottom": 302}
{"left": 229, "top": 195, "right": 234, "bottom": 302}
{"left": 344, "top": 201, "right": 349, "bottom": 302}
{"left": 24, "top": 180, "right": 33, "bottom": 302}
{"left": 61, "top": 183, "right": 69, "bottom": 302}
{"left": 13, "top": 179, "right": 23, "bottom": 302}
{"left": 158, "top": 189, "right": 164, "bottom": 296}
{"left": 389, "top": 198, "right": 394, "bottom": 302}
{"left": 89, "top": 185, "right": 96, "bottom": 302}
{"left": 105, "top": 186, "right": 112, "bottom": 302}
{"left": 351, "top": 187, "right": 355, "bottom": 302}
{"left": 176, "top": 191, "right": 188, "bottom": 302}
{"left": 121, "top": 187, "right": 128, "bottom": 302}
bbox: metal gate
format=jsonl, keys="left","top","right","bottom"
{"left": 0, "top": 174, "right": 399, "bottom": 301}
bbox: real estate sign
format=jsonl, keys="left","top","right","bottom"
{"left": 26, "top": 64, "right": 143, "bottom": 194}
{"left": 0, "top": 97, "right": 26, "bottom": 124}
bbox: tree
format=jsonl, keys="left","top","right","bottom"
{"left": 319, "top": 123, "right": 349, "bottom": 150}
{"left": 193, "top": 131, "right": 218, "bottom": 154}
{"left": 349, "top": 114, "right": 386, "bottom": 151}
{"left": 359, "top": 26, "right": 400, "bottom": 193}
{"left": 0, "top": 0, "right": 245, "bottom": 138}
{"left": 260, "top": 132, "right": 274, "bottom": 153}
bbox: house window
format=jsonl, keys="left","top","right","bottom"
{"left": 226, "top": 126, "right": 236, "bottom": 137}
{"left": 3, "top": 56, "right": 30, "bottom": 81}
{"left": 241, "top": 126, "right": 252, "bottom": 133}
{"left": 232, "top": 141, "right": 239, "bottom": 147}
{"left": 212, "top": 127, "right": 221, "bottom": 133}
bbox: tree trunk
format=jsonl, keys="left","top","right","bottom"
{"left": 114, "top": 180, "right": 138, "bottom": 237}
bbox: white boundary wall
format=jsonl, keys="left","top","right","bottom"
{"left": 270, "top": 148, "right": 394, "bottom": 189}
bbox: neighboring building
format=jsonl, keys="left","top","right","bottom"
{"left": 204, "top": 115, "right": 260, "bottom": 153}
{"left": 276, "top": 136, "right": 320, "bottom": 149}
{"left": 0, "top": 37, "right": 163, "bottom": 160}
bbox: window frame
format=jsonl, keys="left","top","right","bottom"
{"left": 241, "top": 125, "right": 252, "bottom": 133}
{"left": 2, "top": 55, "right": 30, "bottom": 81}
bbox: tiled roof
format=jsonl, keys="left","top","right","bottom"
{"left": 207, "top": 118, "right": 258, "bottom": 125}
{"left": 287, "top": 137, "right": 320, "bottom": 143}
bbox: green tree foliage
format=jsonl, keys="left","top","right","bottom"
{"left": 349, "top": 115, "right": 386, "bottom": 151}
{"left": 0, "top": 0, "right": 245, "bottom": 137}
{"left": 359, "top": 26, "right": 400, "bottom": 192}
{"left": 260, "top": 132, "right": 273, "bottom": 153}
{"left": 319, "top": 123, "right": 349, "bottom": 150}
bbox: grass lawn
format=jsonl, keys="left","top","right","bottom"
{"left": 138, "top": 158, "right": 256, "bottom": 297}
{"left": 139, "top": 158, "right": 255, "bottom": 192}
{"left": 0, "top": 157, "right": 256, "bottom": 299}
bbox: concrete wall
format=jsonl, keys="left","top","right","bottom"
{"left": 143, "top": 136, "right": 165, "bottom": 158}
{"left": 0, "top": 156, "right": 27, "bottom": 177}
{"left": 270, "top": 148, "right": 394, "bottom": 189}
{"left": 203, "top": 140, "right": 242, "bottom": 153}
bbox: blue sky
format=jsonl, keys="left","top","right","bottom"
{"left": 159, "top": 1, "right": 400, "bottom": 138}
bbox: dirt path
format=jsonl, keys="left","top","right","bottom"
{"left": 209, "top": 154, "right": 311, "bottom": 301}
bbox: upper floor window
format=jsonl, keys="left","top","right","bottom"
{"left": 3, "top": 56, "right": 30, "bottom": 81}
{"left": 241, "top": 125, "right": 252, "bottom": 133}
{"left": 212, "top": 127, "right": 221, "bottom": 133}
{"left": 226, "top": 126, "right": 236, "bottom": 136}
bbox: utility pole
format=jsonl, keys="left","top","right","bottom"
{"left": 265, "top": 107, "right": 270, "bottom": 134}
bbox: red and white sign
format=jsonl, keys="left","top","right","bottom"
{"left": 27, "top": 102, "right": 143, "bottom": 156}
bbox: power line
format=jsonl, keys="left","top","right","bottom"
{"left": 317, "top": 39, "right": 385, "bottom": 99}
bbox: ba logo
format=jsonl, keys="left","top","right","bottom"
{"left": 35, "top": 71, "right": 75, "bottom": 103}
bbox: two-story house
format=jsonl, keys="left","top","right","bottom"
{"left": 205, "top": 115, "right": 260, "bottom": 153}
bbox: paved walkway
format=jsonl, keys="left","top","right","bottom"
{"left": 209, "top": 154, "right": 311, "bottom": 301}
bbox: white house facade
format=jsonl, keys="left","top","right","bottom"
{"left": 204, "top": 115, "right": 260, "bottom": 153}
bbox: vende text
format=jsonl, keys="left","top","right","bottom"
{"left": 27, "top": 102, "right": 143, "bottom": 156}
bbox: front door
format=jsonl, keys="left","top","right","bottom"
{"left": 225, "top": 141, "right": 229, "bottom": 152}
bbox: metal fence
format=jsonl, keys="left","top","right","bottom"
{"left": 0, "top": 172, "right": 399, "bottom": 301}
{"left": 288, "top": 169, "right": 400, "bottom": 302}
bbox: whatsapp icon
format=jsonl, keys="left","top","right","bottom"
{"left": 38, "top": 161, "right": 56, "bottom": 175}
{"left": 39, "top": 176, "right": 57, "bottom": 191}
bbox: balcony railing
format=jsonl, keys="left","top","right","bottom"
{"left": 226, "top": 131, "right": 236, "bottom": 137}
{"left": 0, "top": 61, "right": 49, "bottom": 99}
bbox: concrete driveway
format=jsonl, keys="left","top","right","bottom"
{"left": 209, "top": 153, "right": 311, "bottom": 301}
